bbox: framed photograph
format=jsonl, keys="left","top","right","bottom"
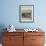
{"left": 19, "top": 5, "right": 34, "bottom": 23}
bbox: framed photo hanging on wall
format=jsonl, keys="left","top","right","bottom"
{"left": 19, "top": 5, "right": 34, "bottom": 23}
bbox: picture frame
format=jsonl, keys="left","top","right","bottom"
{"left": 19, "top": 5, "right": 34, "bottom": 23}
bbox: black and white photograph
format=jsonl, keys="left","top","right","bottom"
{"left": 19, "top": 5, "right": 34, "bottom": 22}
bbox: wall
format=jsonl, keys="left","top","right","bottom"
{"left": 0, "top": 0, "right": 46, "bottom": 29}
{"left": 0, "top": 0, "right": 46, "bottom": 43}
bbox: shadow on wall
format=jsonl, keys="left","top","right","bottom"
{"left": 0, "top": 24, "right": 7, "bottom": 43}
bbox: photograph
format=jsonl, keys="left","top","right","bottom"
{"left": 19, "top": 5, "right": 34, "bottom": 23}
